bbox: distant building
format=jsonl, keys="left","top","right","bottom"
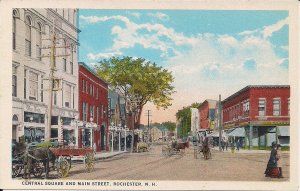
{"left": 222, "top": 85, "right": 290, "bottom": 149}
{"left": 190, "top": 108, "right": 199, "bottom": 135}
{"left": 198, "top": 100, "right": 218, "bottom": 130}
{"left": 78, "top": 62, "right": 109, "bottom": 152}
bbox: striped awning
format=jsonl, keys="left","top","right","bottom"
{"left": 277, "top": 126, "right": 289, "bottom": 136}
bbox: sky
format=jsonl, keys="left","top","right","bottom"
{"left": 78, "top": 10, "right": 289, "bottom": 124}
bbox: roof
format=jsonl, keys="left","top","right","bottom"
{"left": 222, "top": 85, "right": 290, "bottom": 104}
{"left": 78, "top": 62, "right": 109, "bottom": 85}
{"left": 198, "top": 99, "right": 218, "bottom": 109}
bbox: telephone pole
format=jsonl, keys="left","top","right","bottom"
{"left": 218, "top": 94, "right": 222, "bottom": 151}
{"left": 144, "top": 110, "right": 152, "bottom": 143}
{"left": 41, "top": 19, "right": 70, "bottom": 142}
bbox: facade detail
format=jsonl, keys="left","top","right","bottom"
{"left": 12, "top": 8, "right": 79, "bottom": 144}
{"left": 222, "top": 85, "right": 290, "bottom": 149}
{"left": 78, "top": 62, "right": 109, "bottom": 152}
{"left": 198, "top": 99, "right": 218, "bottom": 130}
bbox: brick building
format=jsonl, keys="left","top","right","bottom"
{"left": 222, "top": 85, "right": 290, "bottom": 149}
{"left": 198, "top": 99, "right": 218, "bottom": 130}
{"left": 78, "top": 62, "right": 109, "bottom": 152}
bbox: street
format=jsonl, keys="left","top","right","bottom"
{"left": 63, "top": 145, "right": 289, "bottom": 181}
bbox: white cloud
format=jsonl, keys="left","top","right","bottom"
{"left": 80, "top": 14, "right": 289, "bottom": 123}
{"left": 87, "top": 51, "right": 123, "bottom": 60}
{"left": 262, "top": 17, "right": 288, "bottom": 38}
{"left": 128, "top": 12, "right": 141, "bottom": 18}
{"left": 147, "top": 12, "right": 170, "bottom": 21}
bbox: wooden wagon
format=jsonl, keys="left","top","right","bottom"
{"left": 50, "top": 147, "right": 95, "bottom": 178}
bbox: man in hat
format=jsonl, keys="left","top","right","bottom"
{"left": 264, "top": 141, "right": 278, "bottom": 177}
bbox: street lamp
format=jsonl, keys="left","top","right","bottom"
{"left": 124, "top": 125, "right": 128, "bottom": 151}
{"left": 71, "top": 115, "right": 82, "bottom": 147}
{"left": 117, "top": 124, "right": 122, "bottom": 152}
{"left": 109, "top": 122, "right": 115, "bottom": 153}
{"left": 86, "top": 117, "right": 97, "bottom": 149}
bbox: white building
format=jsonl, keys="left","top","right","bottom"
{"left": 190, "top": 108, "right": 199, "bottom": 135}
{"left": 12, "top": 8, "right": 79, "bottom": 144}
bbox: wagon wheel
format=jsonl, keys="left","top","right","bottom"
{"left": 32, "top": 161, "right": 45, "bottom": 178}
{"left": 57, "top": 157, "right": 70, "bottom": 178}
{"left": 162, "top": 146, "right": 170, "bottom": 157}
{"left": 85, "top": 152, "right": 95, "bottom": 172}
{"left": 12, "top": 163, "right": 23, "bottom": 178}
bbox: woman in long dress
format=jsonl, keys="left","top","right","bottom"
{"left": 264, "top": 142, "right": 277, "bottom": 177}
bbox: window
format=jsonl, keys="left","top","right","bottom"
{"left": 13, "top": 10, "right": 18, "bottom": 50}
{"left": 63, "top": 58, "right": 67, "bottom": 72}
{"left": 72, "top": 87, "right": 75, "bottom": 109}
{"left": 258, "top": 99, "right": 266, "bottom": 116}
{"left": 25, "top": 16, "right": 32, "bottom": 56}
{"left": 54, "top": 91, "right": 57, "bottom": 105}
{"left": 36, "top": 23, "right": 42, "bottom": 61}
{"left": 90, "top": 105, "right": 94, "bottom": 119}
{"left": 273, "top": 99, "right": 281, "bottom": 116}
{"left": 29, "top": 71, "right": 38, "bottom": 100}
{"left": 24, "top": 69, "right": 27, "bottom": 99}
{"left": 90, "top": 84, "right": 93, "bottom": 96}
{"left": 41, "top": 75, "right": 43, "bottom": 102}
{"left": 243, "top": 100, "right": 250, "bottom": 116}
{"left": 96, "top": 88, "right": 98, "bottom": 99}
{"left": 82, "top": 102, "right": 87, "bottom": 121}
{"left": 70, "top": 62, "right": 73, "bottom": 74}
{"left": 97, "top": 107, "right": 99, "bottom": 124}
{"left": 64, "top": 84, "right": 71, "bottom": 108}
{"left": 85, "top": 81, "right": 88, "bottom": 93}
{"left": 288, "top": 98, "right": 290, "bottom": 116}
{"left": 82, "top": 79, "right": 85, "bottom": 92}
{"left": 12, "top": 66, "right": 17, "bottom": 97}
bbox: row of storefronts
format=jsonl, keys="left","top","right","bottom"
{"left": 196, "top": 85, "right": 290, "bottom": 149}
{"left": 11, "top": 8, "right": 126, "bottom": 153}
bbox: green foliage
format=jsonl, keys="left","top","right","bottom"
{"left": 95, "top": 56, "right": 175, "bottom": 128}
{"left": 161, "top": 121, "right": 176, "bottom": 131}
{"left": 176, "top": 102, "right": 201, "bottom": 138}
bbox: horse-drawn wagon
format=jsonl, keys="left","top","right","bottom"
{"left": 162, "top": 141, "right": 189, "bottom": 157}
{"left": 12, "top": 142, "right": 95, "bottom": 179}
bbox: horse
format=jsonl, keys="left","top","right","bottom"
{"left": 174, "top": 141, "right": 189, "bottom": 153}
{"left": 12, "top": 142, "right": 56, "bottom": 179}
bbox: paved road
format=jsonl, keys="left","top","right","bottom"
{"left": 63, "top": 145, "right": 289, "bottom": 181}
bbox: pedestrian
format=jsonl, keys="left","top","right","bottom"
{"left": 276, "top": 144, "right": 283, "bottom": 178}
{"left": 236, "top": 139, "right": 240, "bottom": 151}
{"left": 221, "top": 139, "right": 225, "bottom": 151}
{"left": 264, "top": 142, "right": 278, "bottom": 177}
{"left": 225, "top": 140, "right": 228, "bottom": 151}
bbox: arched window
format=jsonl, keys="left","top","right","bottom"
{"left": 25, "top": 16, "right": 32, "bottom": 56}
{"left": 36, "top": 22, "right": 42, "bottom": 61}
{"left": 12, "top": 9, "right": 19, "bottom": 50}
{"left": 70, "top": 43, "right": 74, "bottom": 75}
{"left": 63, "top": 39, "right": 67, "bottom": 72}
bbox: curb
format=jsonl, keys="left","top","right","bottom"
{"left": 94, "top": 151, "right": 128, "bottom": 160}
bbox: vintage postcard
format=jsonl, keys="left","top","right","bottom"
{"left": 0, "top": 0, "right": 298, "bottom": 190}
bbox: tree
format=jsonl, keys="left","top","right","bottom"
{"left": 94, "top": 56, "right": 175, "bottom": 128}
{"left": 161, "top": 121, "right": 176, "bottom": 132}
{"left": 176, "top": 102, "right": 201, "bottom": 138}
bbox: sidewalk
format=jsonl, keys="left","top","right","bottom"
{"left": 210, "top": 147, "right": 289, "bottom": 154}
{"left": 94, "top": 151, "right": 128, "bottom": 160}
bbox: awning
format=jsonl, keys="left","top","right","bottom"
{"left": 208, "top": 131, "right": 220, "bottom": 137}
{"left": 277, "top": 126, "right": 289, "bottom": 136}
{"left": 228, "top": 128, "right": 245, "bottom": 137}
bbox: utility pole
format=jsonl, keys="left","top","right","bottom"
{"left": 218, "top": 94, "right": 222, "bottom": 151}
{"left": 144, "top": 110, "right": 152, "bottom": 143}
{"left": 41, "top": 19, "right": 70, "bottom": 142}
